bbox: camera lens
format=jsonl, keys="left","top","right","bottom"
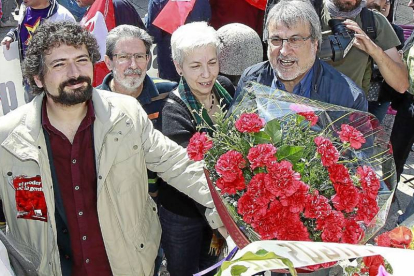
{"left": 328, "top": 19, "right": 349, "bottom": 35}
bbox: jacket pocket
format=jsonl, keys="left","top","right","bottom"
{"left": 112, "top": 137, "right": 142, "bottom": 165}
{"left": 2, "top": 166, "right": 48, "bottom": 222}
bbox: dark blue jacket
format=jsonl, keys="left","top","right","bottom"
{"left": 235, "top": 59, "right": 368, "bottom": 112}
{"left": 145, "top": 0, "right": 211, "bottom": 82}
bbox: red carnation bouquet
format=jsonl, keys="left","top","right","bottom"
{"left": 187, "top": 83, "right": 396, "bottom": 272}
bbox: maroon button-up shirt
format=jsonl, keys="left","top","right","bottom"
{"left": 42, "top": 100, "right": 112, "bottom": 276}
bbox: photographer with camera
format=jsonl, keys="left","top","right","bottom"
{"left": 320, "top": 0, "right": 408, "bottom": 96}
{"left": 235, "top": 0, "right": 367, "bottom": 112}
{"left": 365, "top": 0, "right": 405, "bottom": 122}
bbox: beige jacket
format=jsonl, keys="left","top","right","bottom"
{"left": 0, "top": 89, "right": 222, "bottom": 275}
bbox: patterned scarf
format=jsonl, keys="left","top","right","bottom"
{"left": 326, "top": 0, "right": 366, "bottom": 19}
{"left": 177, "top": 77, "right": 233, "bottom": 129}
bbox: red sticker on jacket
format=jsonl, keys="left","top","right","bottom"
{"left": 13, "top": 176, "right": 47, "bottom": 222}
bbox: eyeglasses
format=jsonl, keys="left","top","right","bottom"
{"left": 268, "top": 35, "right": 312, "bottom": 49}
{"left": 47, "top": 55, "right": 92, "bottom": 72}
{"left": 113, "top": 53, "right": 148, "bottom": 64}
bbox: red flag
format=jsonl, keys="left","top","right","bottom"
{"left": 81, "top": 0, "right": 116, "bottom": 86}
{"left": 153, "top": 0, "right": 196, "bottom": 35}
{"left": 245, "top": 0, "right": 266, "bottom": 10}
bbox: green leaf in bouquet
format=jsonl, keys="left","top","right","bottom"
{"left": 216, "top": 249, "right": 298, "bottom": 276}
{"left": 277, "top": 145, "right": 305, "bottom": 163}
{"left": 295, "top": 114, "right": 306, "bottom": 125}
{"left": 230, "top": 265, "right": 248, "bottom": 276}
{"left": 293, "top": 162, "right": 306, "bottom": 175}
{"left": 264, "top": 119, "right": 282, "bottom": 144}
{"left": 253, "top": 131, "right": 272, "bottom": 144}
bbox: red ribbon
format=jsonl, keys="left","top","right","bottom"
{"left": 204, "top": 168, "right": 250, "bottom": 249}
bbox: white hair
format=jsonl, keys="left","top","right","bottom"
{"left": 171, "top": 21, "right": 220, "bottom": 67}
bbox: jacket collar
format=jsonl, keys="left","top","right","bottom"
{"left": 2, "top": 93, "right": 45, "bottom": 162}
{"left": 2, "top": 89, "right": 124, "bottom": 161}
{"left": 265, "top": 59, "right": 323, "bottom": 101}
{"left": 309, "top": 58, "right": 323, "bottom": 102}
{"left": 99, "top": 72, "right": 159, "bottom": 106}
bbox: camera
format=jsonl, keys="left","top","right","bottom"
{"left": 318, "top": 19, "right": 356, "bottom": 62}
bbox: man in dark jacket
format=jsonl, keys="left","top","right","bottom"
{"left": 235, "top": 0, "right": 367, "bottom": 112}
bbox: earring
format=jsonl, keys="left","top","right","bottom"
{"left": 179, "top": 72, "right": 183, "bottom": 76}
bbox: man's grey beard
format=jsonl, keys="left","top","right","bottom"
{"left": 113, "top": 68, "right": 145, "bottom": 91}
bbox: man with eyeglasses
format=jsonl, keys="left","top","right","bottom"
{"left": 235, "top": 0, "right": 367, "bottom": 111}
{"left": 0, "top": 21, "right": 224, "bottom": 276}
{"left": 99, "top": 25, "right": 177, "bottom": 133}
{"left": 99, "top": 25, "right": 177, "bottom": 198}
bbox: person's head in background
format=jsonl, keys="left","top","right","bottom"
{"left": 217, "top": 23, "right": 263, "bottom": 86}
{"left": 104, "top": 25, "right": 152, "bottom": 98}
{"left": 367, "top": 0, "right": 391, "bottom": 16}
{"left": 171, "top": 21, "right": 220, "bottom": 100}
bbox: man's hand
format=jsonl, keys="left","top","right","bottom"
{"left": 343, "top": 19, "right": 378, "bottom": 54}
{"left": 218, "top": 226, "right": 229, "bottom": 239}
{"left": 1, "top": 37, "right": 13, "bottom": 50}
{"left": 343, "top": 19, "right": 408, "bottom": 93}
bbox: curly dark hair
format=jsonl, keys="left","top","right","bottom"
{"left": 23, "top": 21, "right": 101, "bottom": 95}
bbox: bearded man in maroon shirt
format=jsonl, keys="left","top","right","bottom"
{"left": 0, "top": 21, "right": 225, "bottom": 276}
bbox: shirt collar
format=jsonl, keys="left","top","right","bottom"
{"left": 271, "top": 66, "right": 315, "bottom": 98}
{"left": 137, "top": 75, "right": 159, "bottom": 105}
{"left": 41, "top": 98, "right": 96, "bottom": 136}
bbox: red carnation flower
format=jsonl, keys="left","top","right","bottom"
{"left": 327, "top": 163, "right": 352, "bottom": 187}
{"left": 314, "top": 136, "right": 340, "bottom": 167}
{"left": 277, "top": 213, "right": 311, "bottom": 241}
{"left": 356, "top": 191, "right": 379, "bottom": 224}
{"left": 338, "top": 124, "right": 366, "bottom": 149}
{"left": 265, "top": 160, "right": 302, "bottom": 198}
{"left": 290, "top": 103, "right": 319, "bottom": 126}
{"left": 361, "top": 255, "right": 385, "bottom": 276}
{"left": 304, "top": 190, "right": 332, "bottom": 219}
{"left": 215, "top": 150, "right": 246, "bottom": 182}
{"left": 235, "top": 113, "right": 265, "bottom": 133}
{"left": 317, "top": 210, "right": 345, "bottom": 242}
{"left": 375, "top": 232, "right": 392, "bottom": 247}
{"left": 342, "top": 218, "right": 364, "bottom": 244}
{"left": 237, "top": 192, "right": 269, "bottom": 224}
{"left": 357, "top": 166, "right": 380, "bottom": 199}
{"left": 216, "top": 175, "right": 245, "bottom": 195}
{"left": 331, "top": 184, "right": 360, "bottom": 213}
{"left": 187, "top": 132, "right": 213, "bottom": 161}
{"left": 298, "top": 112, "right": 319, "bottom": 126}
{"left": 253, "top": 200, "right": 285, "bottom": 240}
{"left": 247, "top": 144, "right": 277, "bottom": 169}
{"left": 279, "top": 181, "right": 309, "bottom": 213}
{"left": 246, "top": 173, "right": 274, "bottom": 205}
